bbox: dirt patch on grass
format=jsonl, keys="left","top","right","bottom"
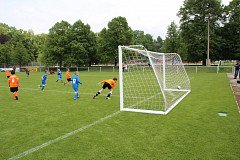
{"left": 227, "top": 73, "right": 240, "bottom": 112}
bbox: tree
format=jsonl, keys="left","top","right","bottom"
{"left": 24, "top": 30, "right": 38, "bottom": 62}
{"left": 0, "top": 24, "right": 35, "bottom": 67}
{"left": 0, "top": 23, "right": 12, "bottom": 67}
{"left": 0, "top": 42, "right": 12, "bottom": 67}
{"left": 67, "top": 20, "right": 97, "bottom": 66}
{"left": 153, "top": 36, "right": 163, "bottom": 52}
{"left": 178, "top": 0, "right": 223, "bottom": 65}
{"left": 105, "top": 16, "right": 133, "bottom": 66}
{"left": 133, "top": 30, "right": 155, "bottom": 51}
{"left": 133, "top": 30, "right": 145, "bottom": 45}
{"left": 143, "top": 34, "right": 154, "bottom": 51}
{"left": 221, "top": 0, "right": 240, "bottom": 59}
{"left": 45, "top": 21, "right": 71, "bottom": 67}
{"left": 11, "top": 42, "right": 31, "bottom": 67}
{"left": 35, "top": 33, "right": 48, "bottom": 63}
{"left": 0, "top": 23, "right": 11, "bottom": 44}
{"left": 97, "top": 28, "right": 111, "bottom": 64}
{"left": 162, "top": 22, "right": 180, "bottom": 53}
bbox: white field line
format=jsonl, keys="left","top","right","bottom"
{"left": 0, "top": 85, "right": 119, "bottom": 97}
{"left": 8, "top": 111, "right": 121, "bottom": 160}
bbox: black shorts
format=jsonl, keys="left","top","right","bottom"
{"left": 67, "top": 78, "right": 72, "bottom": 82}
{"left": 10, "top": 87, "right": 18, "bottom": 92}
{"left": 7, "top": 76, "right": 10, "bottom": 78}
{"left": 102, "top": 82, "right": 112, "bottom": 90}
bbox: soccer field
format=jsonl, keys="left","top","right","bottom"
{"left": 0, "top": 71, "right": 240, "bottom": 160}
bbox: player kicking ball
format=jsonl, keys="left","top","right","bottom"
{"left": 93, "top": 77, "right": 117, "bottom": 99}
{"left": 72, "top": 71, "right": 82, "bottom": 100}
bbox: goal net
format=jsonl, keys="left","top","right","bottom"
{"left": 118, "top": 45, "right": 191, "bottom": 115}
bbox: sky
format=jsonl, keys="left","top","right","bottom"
{"left": 0, "top": 0, "right": 231, "bottom": 39}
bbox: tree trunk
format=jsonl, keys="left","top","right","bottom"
{"left": 114, "top": 58, "right": 117, "bottom": 66}
{"left": 202, "top": 58, "right": 206, "bottom": 66}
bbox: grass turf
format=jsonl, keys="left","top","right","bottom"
{"left": 0, "top": 71, "right": 239, "bottom": 160}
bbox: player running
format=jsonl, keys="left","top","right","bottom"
{"left": 25, "top": 68, "right": 30, "bottom": 78}
{"left": 93, "top": 77, "right": 117, "bottom": 99}
{"left": 72, "top": 71, "right": 82, "bottom": 100}
{"left": 39, "top": 70, "right": 48, "bottom": 91}
{"left": 8, "top": 70, "right": 20, "bottom": 100}
{"left": 56, "top": 68, "right": 63, "bottom": 83}
{"left": 64, "top": 68, "right": 72, "bottom": 85}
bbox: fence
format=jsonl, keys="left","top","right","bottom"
{"left": 36, "top": 66, "right": 234, "bottom": 74}
{"left": 38, "top": 66, "right": 118, "bottom": 73}
{"left": 184, "top": 66, "right": 234, "bottom": 73}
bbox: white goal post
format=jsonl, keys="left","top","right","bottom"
{"left": 118, "top": 45, "right": 191, "bottom": 115}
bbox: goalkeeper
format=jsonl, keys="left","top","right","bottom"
{"left": 93, "top": 77, "right": 117, "bottom": 99}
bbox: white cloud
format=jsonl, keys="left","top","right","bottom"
{"left": 0, "top": 0, "right": 231, "bottom": 39}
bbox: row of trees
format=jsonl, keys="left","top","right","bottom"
{"left": 0, "top": 24, "right": 37, "bottom": 67}
{"left": 0, "top": 0, "right": 239, "bottom": 67}
{"left": 0, "top": 17, "right": 163, "bottom": 67}
{"left": 166, "top": 0, "right": 240, "bottom": 65}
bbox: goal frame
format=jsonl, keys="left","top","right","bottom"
{"left": 118, "top": 45, "right": 191, "bottom": 115}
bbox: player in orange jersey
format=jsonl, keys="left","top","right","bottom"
{"left": 64, "top": 68, "right": 72, "bottom": 85}
{"left": 5, "top": 70, "right": 11, "bottom": 79}
{"left": 93, "top": 77, "right": 117, "bottom": 99}
{"left": 8, "top": 70, "right": 20, "bottom": 100}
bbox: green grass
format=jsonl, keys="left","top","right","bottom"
{"left": 0, "top": 72, "right": 239, "bottom": 160}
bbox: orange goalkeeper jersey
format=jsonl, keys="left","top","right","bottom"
{"left": 66, "top": 71, "right": 71, "bottom": 79}
{"left": 8, "top": 75, "right": 19, "bottom": 87}
{"left": 101, "top": 79, "right": 117, "bottom": 89}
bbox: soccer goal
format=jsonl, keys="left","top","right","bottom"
{"left": 118, "top": 45, "right": 191, "bottom": 115}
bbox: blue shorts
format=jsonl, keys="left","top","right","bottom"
{"left": 73, "top": 87, "right": 78, "bottom": 92}
{"left": 58, "top": 75, "right": 62, "bottom": 79}
{"left": 42, "top": 81, "right": 46, "bottom": 85}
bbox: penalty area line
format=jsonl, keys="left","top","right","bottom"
{"left": 8, "top": 110, "right": 121, "bottom": 160}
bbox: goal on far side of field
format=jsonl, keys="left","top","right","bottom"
{"left": 118, "top": 45, "right": 191, "bottom": 115}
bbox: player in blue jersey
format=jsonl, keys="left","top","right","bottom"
{"left": 72, "top": 71, "right": 82, "bottom": 100}
{"left": 39, "top": 70, "right": 48, "bottom": 91}
{"left": 56, "top": 68, "right": 63, "bottom": 83}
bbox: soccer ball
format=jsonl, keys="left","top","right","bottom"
{"left": 177, "top": 86, "right": 181, "bottom": 90}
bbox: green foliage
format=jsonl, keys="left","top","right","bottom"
{"left": 0, "top": 23, "right": 11, "bottom": 44}
{"left": 69, "top": 20, "right": 97, "bottom": 66}
{"left": 0, "top": 23, "right": 35, "bottom": 67}
{"left": 162, "top": 21, "right": 180, "bottom": 53}
{"left": 221, "top": 0, "right": 240, "bottom": 59}
{"left": 34, "top": 33, "right": 48, "bottom": 63}
{"left": 133, "top": 30, "right": 162, "bottom": 52}
{"left": 45, "top": 21, "right": 71, "bottom": 67}
{"left": 153, "top": 36, "right": 163, "bottom": 52}
{"left": 11, "top": 42, "right": 31, "bottom": 67}
{"left": 178, "top": 0, "right": 223, "bottom": 64}
{"left": 44, "top": 20, "right": 97, "bottom": 67}
{"left": 97, "top": 28, "right": 111, "bottom": 64}
{"left": 98, "top": 16, "right": 133, "bottom": 66}
{"left": 0, "top": 42, "right": 12, "bottom": 67}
